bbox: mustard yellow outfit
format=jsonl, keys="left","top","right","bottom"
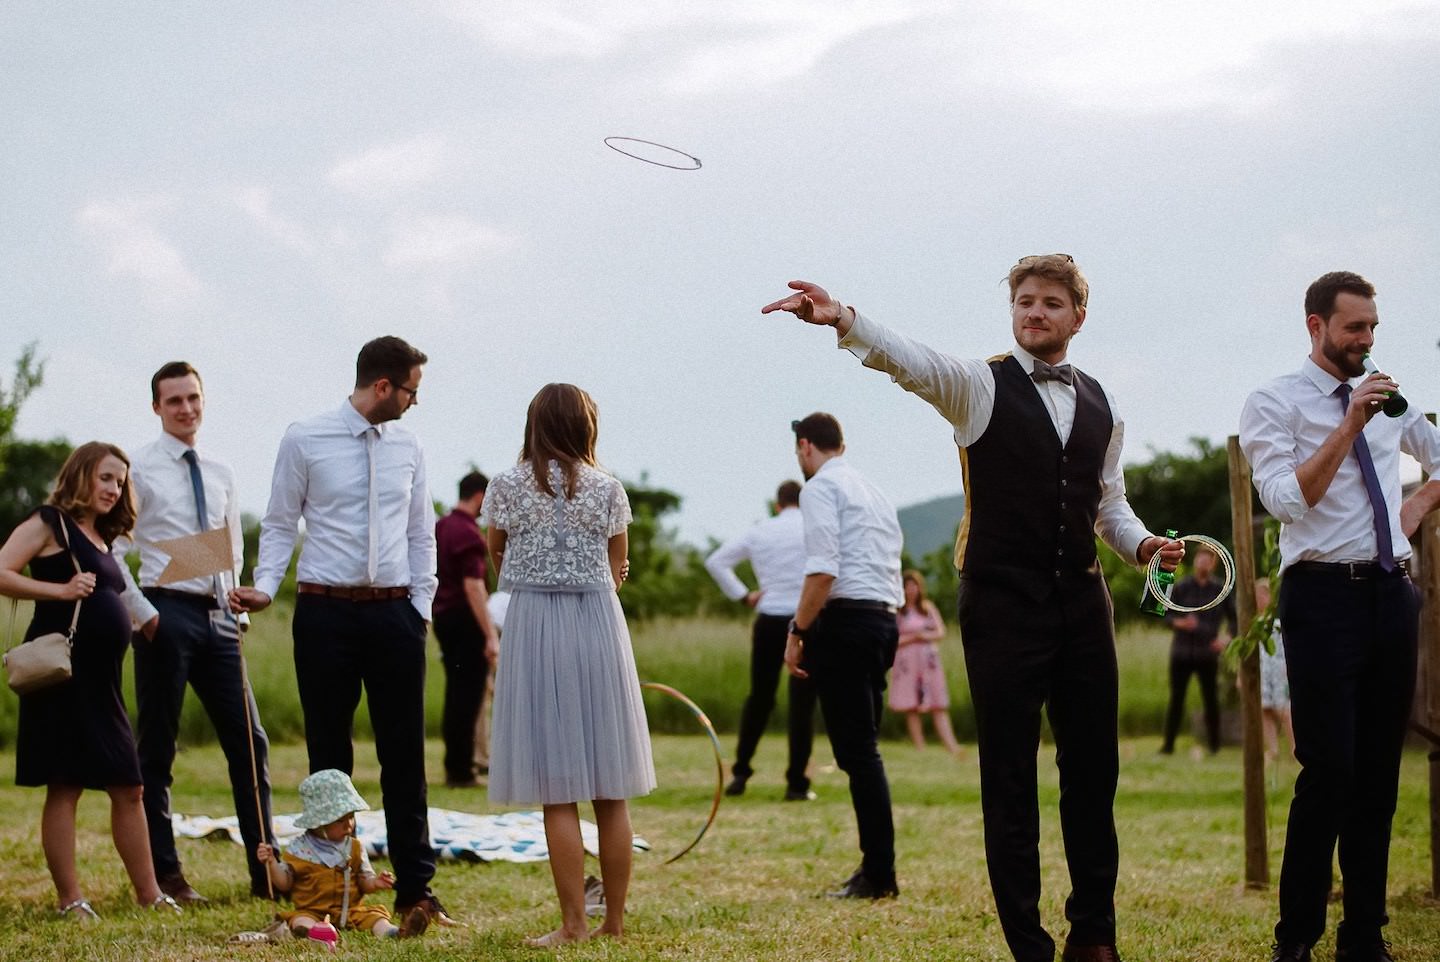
{"left": 279, "top": 832, "right": 391, "bottom": 932}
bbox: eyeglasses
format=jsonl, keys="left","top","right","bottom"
{"left": 1017, "top": 253, "right": 1073, "bottom": 265}
{"left": 393, "top": 383, "right": 419, "bottom": 402}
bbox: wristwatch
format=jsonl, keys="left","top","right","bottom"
{"left": 788, "top": 618, "right": 812, "bottom": 640}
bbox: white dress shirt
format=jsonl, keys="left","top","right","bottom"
{"left": 838, "top": 310, "right": 1152, "bottom": 564}
{"left": 114, "top": 432, "right": 245, "bottom": 624}
{"left": 1239, "top": 356, "right": 1440, "bottom": 570}
{"left": 704, "top": 506, "right": 806, "bottom": 616}
{"left": 253, "top": 401, "right": 438, "bottom": 619}
{"left": 800, "top": 457, "right": 904, "bottom": 606}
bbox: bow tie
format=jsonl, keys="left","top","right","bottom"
{"left": 1031, "top": 361, "right": 1074, "bottom": 385}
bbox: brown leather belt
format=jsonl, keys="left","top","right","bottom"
{"left": 297, "top": 583, "right": 410, "bottom": 602}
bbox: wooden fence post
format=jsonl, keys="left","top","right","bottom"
{"left": 1228, "top": 435, "right": 1268, "bottom": 888}
{"left": 1418, "top": 413, "right": 1440, "bottom": 896}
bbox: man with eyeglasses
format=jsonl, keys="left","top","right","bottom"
{"left": 763, "top": 255, "right": 1182, "bottom": 962}
{"left": 230, "top": 335, "right": 450, "bottom": 937}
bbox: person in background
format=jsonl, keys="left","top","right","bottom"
{"left": 704, "top": 479, "right": 818, "bottom": 800}
{"left": 1158, "top": 545, "right": 1237, "bottom": 756}
{"left": 433, "top": 470, "right": 500, "bottom": 788}
{"left": 890, "top": 569, "right": 963, "bottom": 756}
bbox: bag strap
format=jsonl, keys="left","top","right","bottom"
{"left": 46, "top": 507, "right": 84, "bottom": 638}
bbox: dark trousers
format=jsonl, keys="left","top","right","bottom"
{"left": 1161, "top": 654, "right": 1221, "bottom": 753}
{"left": 732, "top": 613, "right": 818, "bottom": 793}
{"left": 1274, "top": 567, "right": 1419, "bottom": 949}
{"left": 958, "top": 571, "right": 1120, "bottom": 962}
{"left": 806, "top": 605, "right": 898, "bottom": 885}
{"left": 293, "top": 595, "right": 435, "bottom": 904}
{"left": 134, "top": 592, "right": 274, "bottom": 889}
{"left": 432, "top": 607, "right": 490, "bottom": 783}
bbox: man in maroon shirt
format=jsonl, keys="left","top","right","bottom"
{"left": 433, "top": 471, "right": 500, "bottom": 787}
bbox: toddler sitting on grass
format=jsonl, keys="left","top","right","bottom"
{"left": 257, "top": 769, "right": 427, "bottom": 941}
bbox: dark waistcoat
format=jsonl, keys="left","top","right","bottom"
{"left": 954, "top": 354, "right": 1114, "bottom": 578}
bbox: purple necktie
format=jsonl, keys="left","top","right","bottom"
{"left": 1336, "top": 383, "right": 1395, "bottom": 571}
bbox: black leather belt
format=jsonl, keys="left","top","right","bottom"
{"left": 825, "top": 598, "right": 897, "bottom": 613}
{"left": 143, "top": 587, "right": 221, "bottom": 609}
{"left": 297, "top": 583, "right": 410, "bottom": 602}
{"left": 1287, "top": 559, "right": 1410, "bottom": 580}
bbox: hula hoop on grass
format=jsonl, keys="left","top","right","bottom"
{"left": 640, "top": 681, "right": 723, "bottom": 863}
{"left": 1144, "top": 534, "right": 1237, "bottom": 613}
{"left": 604, "top": 137, "right": 702, "bottom": 170}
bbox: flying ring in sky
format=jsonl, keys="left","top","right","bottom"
{"left": 604, "top": 137, "right": 702, "bottom": 170}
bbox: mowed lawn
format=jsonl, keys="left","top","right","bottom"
{"left": 0, "top": 733, "right": 1435, "bottom": 962}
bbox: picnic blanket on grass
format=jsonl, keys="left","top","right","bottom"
{"left": 172, "top": 808, "right": 649, "bottom": 863}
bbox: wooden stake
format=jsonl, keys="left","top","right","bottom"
{"left": 1228, "top": 435, "right": 1268, "bottom": 888}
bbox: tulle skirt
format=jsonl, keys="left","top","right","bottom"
{"left": 488, "top": 586, "right": 656, "bottom": 805}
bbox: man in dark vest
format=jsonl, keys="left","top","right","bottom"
{"left": 762, "top": 256, "right": 1183, "bottom": 962}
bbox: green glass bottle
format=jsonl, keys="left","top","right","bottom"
{"left": 1140, "top": 528, "right": 1179, "bottom": 617}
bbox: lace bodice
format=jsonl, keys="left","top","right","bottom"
{"left": 481, "top": 460, "right": 632, "bottom": 588}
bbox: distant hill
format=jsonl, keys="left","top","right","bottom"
{"left": 896, "top": 493, "right": 965, "bottom": 559}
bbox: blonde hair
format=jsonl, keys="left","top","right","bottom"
{"left": 1006, "top": 254, "right": 1089, "bottom": 311}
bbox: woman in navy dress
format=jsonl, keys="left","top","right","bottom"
{"left": 0, "top": 442, "right": 180, "bottom": 920}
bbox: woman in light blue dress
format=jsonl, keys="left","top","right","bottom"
{"left": 481, "top": 382, "right": 655, "bottom": 947}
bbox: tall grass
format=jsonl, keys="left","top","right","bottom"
{"left": 1, "top": 602, "right": 1185, "bottom": 749}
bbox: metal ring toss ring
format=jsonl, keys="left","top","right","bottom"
{"left": 1144, "top": 534, "right": 1236, "bottom": 613}
{"left": 640, "top": 682, "right": 723, "bottom": 863}
{"left": 603, "top": 137, "right": 702, "bottom": 170}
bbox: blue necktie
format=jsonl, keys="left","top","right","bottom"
{"left": 181, "top": 448, "right": 208, "bottom": 530}
{"left": 1336, "top": 383, "right": 1395, "bottom": 571}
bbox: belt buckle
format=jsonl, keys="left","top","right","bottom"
{"left": 1346, "top": 562, "right": 1366, "bottom": 581}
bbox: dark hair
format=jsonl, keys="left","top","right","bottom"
{"left": 458, "top": 470, "right": 489, "bottom": 501}
{"left": 791, "top": 412, "right": 843, "bottom": 452}
{"left": 1304, "top": 271, "right": 1376, "bottom": 320}
{"left": 47, "top": 441, "right": 137, "bottom": 544}
{"left": 355, "top": 336, "right": 428, "bottom": 390}
{"left": 775, "top": 480, "right": 802, "bottom": 507}
{"left": 521, "top": 383, "right": 599, "bottom": 498}
{"left": 150, "top": 361, "right": 202, "bottom": 404}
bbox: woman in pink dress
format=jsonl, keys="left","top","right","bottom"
{"left": 888, "top": 570, "right": 962, "bottom": 756}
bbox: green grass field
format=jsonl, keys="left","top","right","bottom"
{"left": 0, "top": 736, "right": 1435, "bottom": 961}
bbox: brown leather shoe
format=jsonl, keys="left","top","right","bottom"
{"left": 157, "top": 872, "right": 208, "bottom": 906}
{"left": 1060, "top": 943, "right": 1122, "bottom": 962}
{"left": 396, "top": 904, "right": 430, "bottom": 939}
{"left": 394, "top": 894, "right": 461, "bottom": 934}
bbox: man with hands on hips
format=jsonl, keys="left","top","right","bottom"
{"left": 763, "top": 256, "right": 1182, "bottom": 962}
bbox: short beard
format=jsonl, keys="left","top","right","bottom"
{"left": 1321, "top": 334, "right": 1365, "bottom": 378}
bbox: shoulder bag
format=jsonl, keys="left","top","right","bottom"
{"left": 3, "top": 510, "right": 81, "bottom": 695}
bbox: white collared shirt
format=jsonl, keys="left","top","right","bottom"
{"left": 1239, "top": 356, "right": 1440, "bottom": 570}
{"left": 837, "top": 310, "right": 1152, "bottom": 564}
{"left": 253, "top": 400, "right": 438, "bottom": 619}
{"left": 113, "top": 432, "right": 244, "bottom": 624}
{"left": 800, "top": 456, "right": 903, "bottom": 606}
{"left": 704, "top": 506, "right": 806, "bottom": 616}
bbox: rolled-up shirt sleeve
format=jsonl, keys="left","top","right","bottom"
{"left": 1239, "top": 387, "right": 1310, "bottom": 524}
{"left": 799, "top": 477, "right": 842, "bottom": 578}
{"left": 1401, "top": 407, "right": 1440, "bottom": 474}
{"left": 1094, "top": 388, "right": 1151, "bottom": 564}
{"left": 704, "top": 531, "right": 752, "bottom": 602}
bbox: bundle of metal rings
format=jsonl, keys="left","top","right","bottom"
{"left": 1144, "top": 534, "right": 1237, "bottom": 612}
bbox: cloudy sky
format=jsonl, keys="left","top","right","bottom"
{"left": 5, "top": 1, "right": 1438, "bottom": 547}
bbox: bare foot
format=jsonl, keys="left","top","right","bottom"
{"left": 524, "top": 927, "right": 589, "bottom": 948}
{"left": 589, "top": 922, "right": 624, "bottom": 940}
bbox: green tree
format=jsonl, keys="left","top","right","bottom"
{"left": 0, "top": 344, "right": 71, "bottom": 536}
{"left": 618, "top": 477, "right": 735, "bottom": 620}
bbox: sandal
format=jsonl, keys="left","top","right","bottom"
{"left": 226, "top": 917, "right": 293, "bottom": 944}
{"left": 148, "top": 893, "right": 183, "bottom": 914}
{"left": 58, "top": 898, "right": 101, "bottom": 923}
